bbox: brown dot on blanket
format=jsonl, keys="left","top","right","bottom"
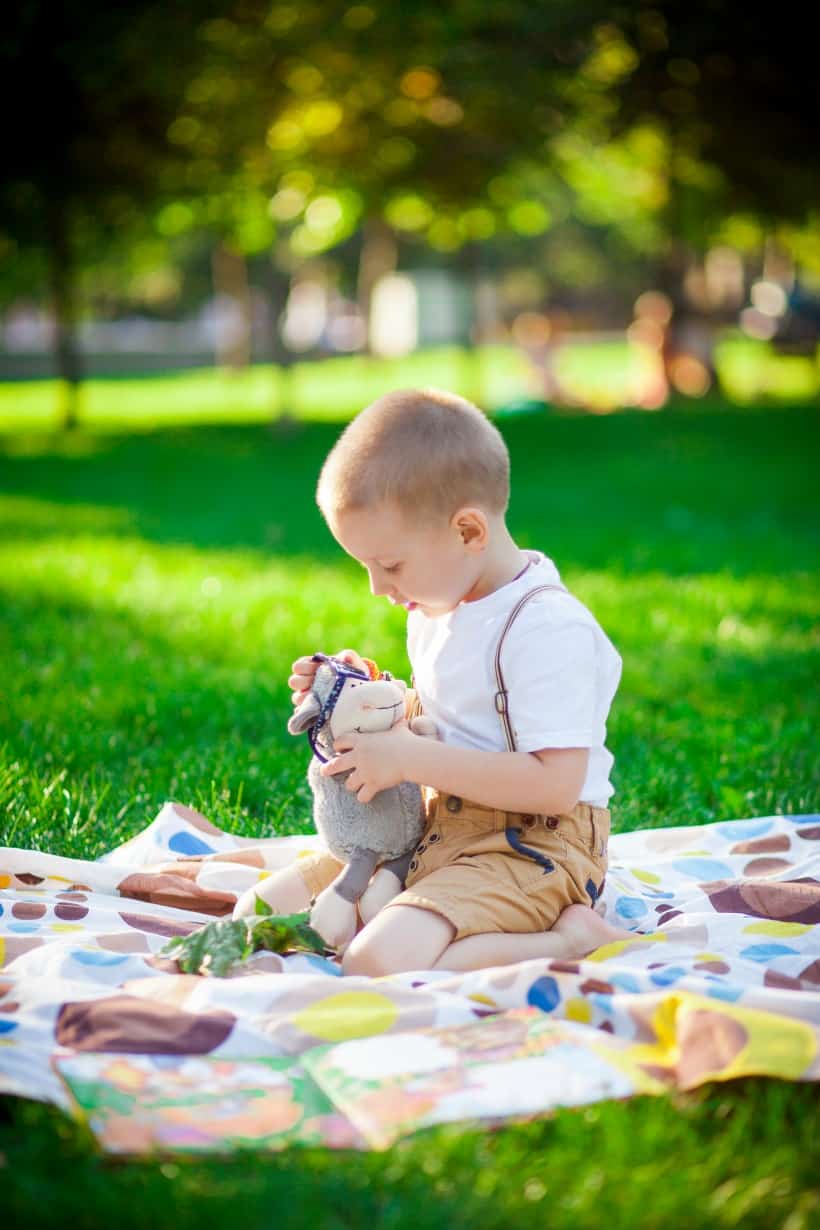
{"left": 118, "top": 911, "right": 201, "bottom": 937}
{"left": 12, "top": 902, "right": 46, "bottom": 920}
{"left": 799, "top": 958, "right": 820, "bottom": 984}
{"left": 118, "top": 873, "right": 236, "bottom": 917}
{"left": 55, "top": 993, "right": 236, "bottom": 1054}
{"left": 54, "top": 902, "right": 89, "bottom": 921}
{"left": 742, "top": 857, "right": 791, "bottom": 877}
{"left": 703, "top": 879, "right": 820, "bottom": 925}
{"left": 729, "top": 834, "right": 790, "bottom": 855}
{"left": 0, "top": 937, "right": 43, "bottom": 965}
{"left": 676, "top": 1010, "right": 748, "bottom": 1089}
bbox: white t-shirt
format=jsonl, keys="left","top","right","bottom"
{"left": 406, "top": 551, "right": 622, "bottom": 807}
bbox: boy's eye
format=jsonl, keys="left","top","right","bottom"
{"left": 383, "top": 563, "right": 401, "bottom": 574}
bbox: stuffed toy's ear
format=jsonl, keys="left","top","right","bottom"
{"left": 287, "top": 691, "right": 322, "bottom": 735}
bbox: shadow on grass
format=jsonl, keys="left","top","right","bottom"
{"left": 0, "top": 405, "right": 818, "bottom": 576}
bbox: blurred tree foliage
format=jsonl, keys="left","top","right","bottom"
{"left": 2, "top": 1, "right": 817, "bottom": 411}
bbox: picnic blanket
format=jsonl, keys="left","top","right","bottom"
{"left": 1, "top": 804, "right": 818, "bottom": 1153}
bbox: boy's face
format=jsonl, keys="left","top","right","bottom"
{"left": 328, "top": 502, "right": 481, "bottom": 617}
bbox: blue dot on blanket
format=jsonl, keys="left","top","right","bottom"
{"left": 0, "top": 1020, "right": 18, "bottom": 1034}
{"left": 649, "top": 966, "right": 686, "bottom": 987}
{"left": 305, "top": 954, "right": 342, "bottom": 976}
{"left": 73, "top": 950, "right": 129, "bottom": 966}
{"left": 168, "top": 831, "right": 216, "bottom": 856}
{"left": 786, "top": 814, "right": 820, "bottom": 823}
{"left": 705, "top": 982, "right": 743, "bottom": 1002}
{"left": 608, "top": 972, "right": 642, "bottom": 993}
{"left": 671, "top": 858, "right": 733, "bottom": 880}
{"left": 716, "top": 818, "right": 773, "bottom": 841}
{"left": 615, "top": 896, "right": 648, "bottom": 920}
{"left": 739, "top": 943, "right": 799, "bottom": 963}
{"left": 8, "top": 921, "right": 39, "bottom": 934}
{"left": 527, "top": 976, "right": 561, "bottom": 1013}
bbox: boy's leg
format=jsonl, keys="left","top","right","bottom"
{"left": 232, "top": 863, "right": 312, "bottom": 919}
{"left": 432, "top": 904, "right": 634, "bottom": 973}
{"left": 342, "top": 902, "right": 456, "bottom": 977}
{"left": 232, "top": 854, "right": 339, "bottom": 920}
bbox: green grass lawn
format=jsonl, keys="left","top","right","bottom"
{"left": 0, "top": 334, "right": 816, "bottom": 433}
{"left": 1, "top": 400, "right": 819, "bottom": 1228}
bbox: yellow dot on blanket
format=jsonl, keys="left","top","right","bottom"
{"left": 468, "top": 993, "right": 498, "bottom": 1007}
{"left": 565, "top": 998, "right": 592, "bottom": 1023}
{"left": 631, "top": 868, "right": 661, "bottom": 885}
{"left": 50, "top": 923, "right": 85, "bottom": 933}
{"left": 293, "top": 991, "right": 399, "bottom": 1042}
{"left": 742, "top": 921, "right": 812, "bottom": 937}
{"left": 0, "top": 937, "right": 4, "bottom": 965}
{"left": 585, "top": 932, "right": 666, "bottom": 963}
{"left": 103, "top": 1060, "right": 147, "bottom": 1091}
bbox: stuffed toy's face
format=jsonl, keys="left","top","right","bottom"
{"left": 328, "top": 675, "right": 407, "bottom": 737}
{"left": 287, "top": 669, "right": 407, "bottom": 738}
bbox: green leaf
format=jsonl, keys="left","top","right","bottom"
{"left": 254, "top": 894, "right": 273, "bottom": 916}
{"left": 160, "top": 910, "right": 331, "bottom": 976}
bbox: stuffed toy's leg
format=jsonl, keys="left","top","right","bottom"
{"left": 311, "top": 847, "right": 380, "bottom": 950}
{"left": 358, "top": 851, "right": 413, "bottom": 924}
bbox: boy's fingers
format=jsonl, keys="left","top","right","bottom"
{"left": 291, "top": 657, "right": 318, "bottom": 675}
{"left": 320, "top": 753, "right": 352, "bottom": 776}
{"left": 288, "top": 672, "right": 313, "bottom": 690}
{"left": 335, "top": 648, "right": 366, "bottom": 670}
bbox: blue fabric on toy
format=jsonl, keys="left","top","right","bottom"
{"left": 306, "top": 653, "right": 393, "bottom": 764}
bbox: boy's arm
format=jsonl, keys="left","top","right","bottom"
{"left": 323, "top": 721, "right": 588, "bottom": 813}
{"left": 402, "top": 737, "right": 589, "bottom": 816}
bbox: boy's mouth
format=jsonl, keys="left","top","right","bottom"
{"left": 389, "top": 596, "right": 418, "bottom": 611}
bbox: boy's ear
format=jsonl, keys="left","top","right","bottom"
{"left": 451, "top": 507, "right": 488, "bottom": 550}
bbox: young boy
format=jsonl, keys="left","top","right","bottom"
{"left": 233, "top": 388, "right": 631, "bottom": 974}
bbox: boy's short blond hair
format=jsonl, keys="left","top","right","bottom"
{"left": 317, "top": 388, "right": 510, "bottom": 522}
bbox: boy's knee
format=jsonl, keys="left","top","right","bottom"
{"left": 341, "top": 933, "right": 397, "bottom": 977}
{"left": 340, "top": 905, "right": 455, "bottom": 976}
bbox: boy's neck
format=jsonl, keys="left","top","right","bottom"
{"left": 460, "top": 530, "right": 530, "bottom": 604}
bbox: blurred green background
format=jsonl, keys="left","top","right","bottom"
{"left": 2, "top": 0, "right": 819, "bottom": 422}
{"left": 1, "top": 3, "right": 819, "bottom": 1228}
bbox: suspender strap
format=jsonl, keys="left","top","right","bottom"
{"left": 493, "top": 584, "right": 567, "bottom": 753}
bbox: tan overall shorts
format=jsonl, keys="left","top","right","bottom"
{"left": 297, "top": 583, "right": 611, "bottom": 940}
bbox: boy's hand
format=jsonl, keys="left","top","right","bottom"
{"left": 289, "top": 648, "right": 368, "bottom": 706}
{"left": 320, "top": 721, "right": 418, "bottom": 803}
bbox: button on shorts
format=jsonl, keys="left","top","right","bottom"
{"left": 380, "top": 789, "right": 610, "bottom": 940}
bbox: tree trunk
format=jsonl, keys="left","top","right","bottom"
{"left": 45, "top": 196, "right": 82, "bottom": 430}
{"left": 357, "top": 218, "right": 398, "bottom": 353}
{"left": 211, "top": 240, "right": 252, "bottom": 369}
{"left": 460, "top": 242, "right": 485, "bottom": 407}
{"left": 265, "top": 262, "right": 297, "bottom": 432}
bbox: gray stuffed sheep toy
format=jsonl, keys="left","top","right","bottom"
{"left": 288, "top": 654, "right": 438, "bottom": 949}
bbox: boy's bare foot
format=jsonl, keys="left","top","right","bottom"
{"left": 552, "top": 903, "right": 635, "bottom": 957}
